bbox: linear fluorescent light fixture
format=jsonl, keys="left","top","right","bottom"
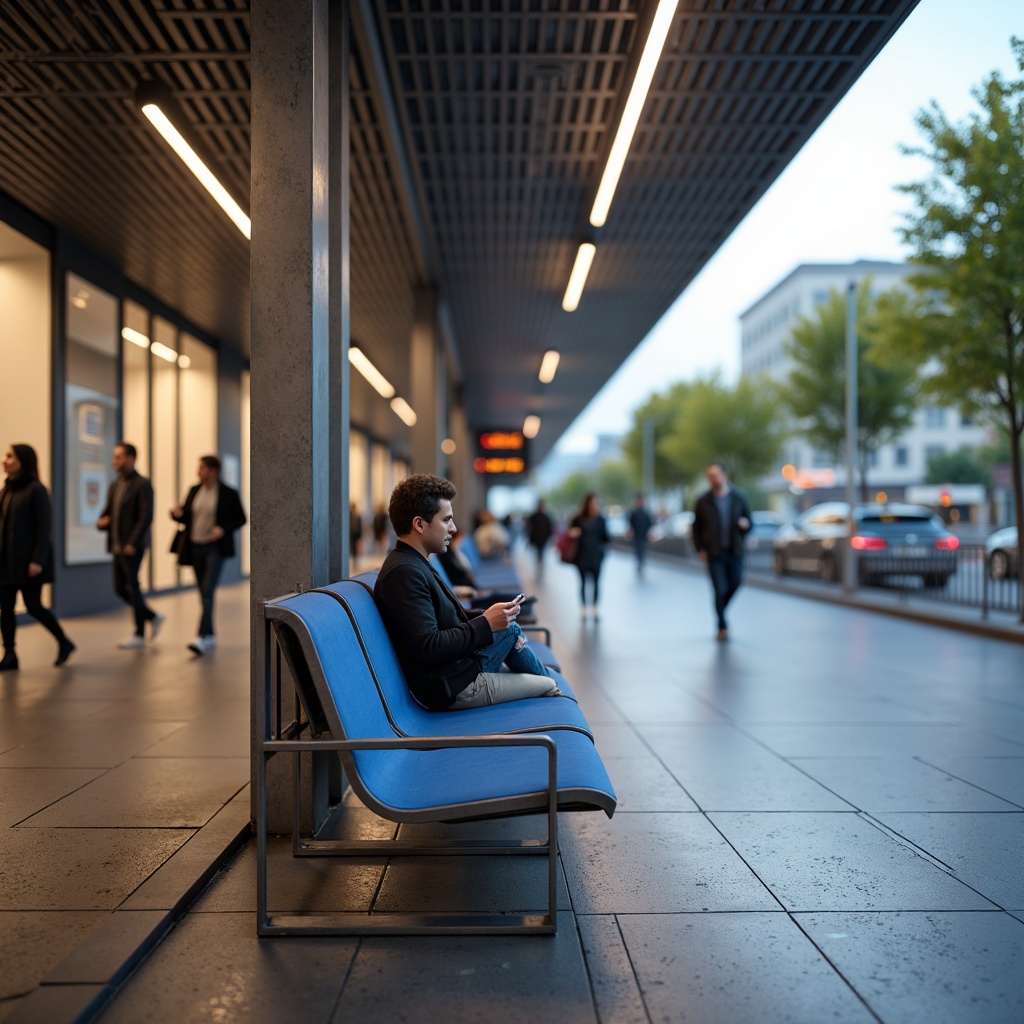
{"left": 538, "top": 349, "right": 560, "bottom": 384}
{"left": 562, "top": 243, "right": 597, "bottom": 312}
{"left": 348, "top": 346, "right": 395, "bottom": 398}
{"left": 136, "top": 82, "right": 251, "bottom": 239}
{"left": 390, "top": 396, "right": 417, "bottom": 427}
{"left": 523, "top": 415, "right": 541, "bottom": 439}
{"left": 151, "top": 341, "right": 179, "bottom": 363}
{"left": 589, "top": 0, "right": 679, "bottom": 228}
{"left": 121, "top": 327, "right": 150, "bottom": 349}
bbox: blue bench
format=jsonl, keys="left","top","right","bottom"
{"left": 258, "top": 588, "right": 615, "bottom": 936}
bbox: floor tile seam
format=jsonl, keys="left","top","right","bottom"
{"left": 611, "top": 913, "right": 654, "bottom": 1024}
{"left": 856, "top": 811, "right": 1009, "bottom": 911}
{"left": 6, "top": 769, "right": 114, "bottom": 828}
{"left": 785, "top": 911, "right": 887, "bottom": 1024}
{"left": 910, "top": 756, "right": 1024, "bottom": 809}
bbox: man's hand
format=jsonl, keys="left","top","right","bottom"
{"left": 209, "top": 525, "right": 225, "bottom": 541}
{"left": 738, "top": 516, "right": 751, "bottom": 531}
{"left": 483, "top": 600, "right": 520, "bottom": 632}
{"left": 27, "top": 562, "right": 42, "bottom": 577}
{"left": 699, "top": 551, "right": 708, "bottom": 564}
{"left": 96, "top": 515, "right": 111, "bottom": 530}
{"left": 123, "top": 544, "right": 136, "bottom": 556}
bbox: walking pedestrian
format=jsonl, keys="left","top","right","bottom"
{"left": 170, "top": 455, "right": 247, "bottom": 656}
{"left": 628, "top": 492, "right": 654, "bottom": 577}
{"left": 568, "top": 493, "right": 608, "bottom": 621}
{"left": 96, "top": 442, "right": 163, "bottom": 648}
{"left": 692, "top": 460, "right": 751, "bottom": 641}
{"left": 372, "top": 502, "right": 391, "bottom": 555}
{"left": 525, "top": 499, "right": 553, "bottom": 573}
{"left": 0, "top": 444, "right": 75, "bottom": 669}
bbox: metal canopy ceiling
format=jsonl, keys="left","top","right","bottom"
{"left": 0, "top": 0, "right": 919, "bottom": 462}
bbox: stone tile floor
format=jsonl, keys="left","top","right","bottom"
{"left": 3, "top": 550, "right": 1024, "bottom": 1023}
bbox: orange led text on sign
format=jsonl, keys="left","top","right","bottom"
{"left": 474, "top": 457, "right": 525, "bottom": 474}
{"left": 478, "top": 431, "right": 524, "bottom": 451}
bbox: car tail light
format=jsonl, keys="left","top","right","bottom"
{"left": 934, "top": 536, "right": 959, "bottom": 550}
{"left": 851, "top": 535, "right": 886, "bottom": 550}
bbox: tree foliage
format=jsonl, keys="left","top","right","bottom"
{"left": 878, "top": 37, "right": 1024, "bottom": 616}
{"left": 623, "top": 373, "right": 785, "bottom": 494}
{"left": 924, "top": 447, "right": 992, "bottom": 487}
{"left": 779, "top": 280, "right": 919, "bottom": 499}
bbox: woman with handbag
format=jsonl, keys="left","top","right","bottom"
{"left": 568, "top": 492, "right": 609, "bottom": 621}
{"left": 170, "top": 455, "right": 247, "bottom": 656}
{"left": 0, "top": 444, "right": 75, "bottom": 669}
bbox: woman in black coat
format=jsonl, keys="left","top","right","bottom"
{"left": 568, "top": 492, "right": 609, "bottom": 621}
{"left": 0, "top": 444, "right": 75, "bottom": 669}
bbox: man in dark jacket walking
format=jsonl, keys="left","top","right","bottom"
{"left": 692, "top": 460, "right": 752, "bottom": 641}
{"left": 97, "top": 442, "right": 162, "bottom": 648}
{"left": 374, "top": 474, "right": 559, "bottom": 711}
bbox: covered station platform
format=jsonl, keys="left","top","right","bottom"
{"left": 3, "top": 550, "right": 1023, "bottom": 1023}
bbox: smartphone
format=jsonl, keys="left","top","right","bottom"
{"left": 512, "top": 593, "right": 525, "bottom": 604}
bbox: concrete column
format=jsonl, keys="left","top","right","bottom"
{"left": 250, "top": 0, "right": 333, "bottom": 831}
{"left": 410, "top": 287, "right": 443, "bottom": 475}
{"left": 330, "top": 0, "right": 351, "bottom": 581}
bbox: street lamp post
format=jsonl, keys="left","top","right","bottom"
{"left": 844, "top": 281, "right": 858, "bottom": 593}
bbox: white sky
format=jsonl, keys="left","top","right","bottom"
{"left": 553, "top": 0, "right": 1023, "bottom": 455}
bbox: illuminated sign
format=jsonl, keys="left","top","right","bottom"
{"left": 474, "top": 428, "right": 529, "bottom": 475}
{"left": 478, "top": 431, "right": 524, "bottom": 451}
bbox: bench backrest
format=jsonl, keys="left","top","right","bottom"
{"left": 428, "top": 554, "right": 455, "bottom": 590}
{"left": 266, "top": 591, "right": 400, "bottom": 759}
{"left": 315, "top": 580, "right": 439, "bottom": 731}
{"left": 458, "top": 533, "right": 484, "bottom": 570}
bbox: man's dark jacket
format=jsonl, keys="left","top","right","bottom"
{"left": 374, "top": 540, "right": 493, "bottom": 710}
{"left": 171, "top": 482, "right": 247, "bottom": 565}
{"left": 0, "top": 477, "right": 54, "bottom": 585}
{"left": 98, "top": 470, "right": 153, "bottom": 554}
{"left": 692, "top": 488, "right": 752, "bottom": 559}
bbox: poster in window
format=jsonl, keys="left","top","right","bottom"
{"left": 78, "top": 403, "right": 104, "bottom": 445}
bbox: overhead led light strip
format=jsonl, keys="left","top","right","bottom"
{"left": 522, "top": 415, "right": 541, "bottom": 439}
{"left": 348, "top": 346, "right": 395, "bottom": 398}
{"left": 141, "top": 102, "right": 252, "bottom": 239}
{"left": 589, "top": 0, "right": 679, "bottom": 228}
{"left": 562, "top": 243, "right": 596, "bottom": 312}
{"left": 390, "top": 397, "right": 417, "bottom": 427}
{"left": 538, "top": 349, "right": 560, "bottom": 383}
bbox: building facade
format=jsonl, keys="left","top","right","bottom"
{"left": 739, "top": 260, "right": 990, "bottom": 510}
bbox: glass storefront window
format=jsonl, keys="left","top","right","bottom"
{"left": 151, "top": 317, "right": 179, "bottom": 589}
{"left": 179, "top": 332, "right": 218, "bottom": 496}
{"left": 65, "top": 273, "right": 119, "bottom": 565}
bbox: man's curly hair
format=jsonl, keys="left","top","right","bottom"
{"left": 389, "top": 474, "right": 457, "bottom": 535}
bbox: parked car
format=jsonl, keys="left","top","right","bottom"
{"left": 649, "top": 510, "right": 694, "bottom": 543}
{"left": 772, "top": 502, "right": 959, "bottom": 587}
{"left": 745, "top": 510, "right": 783, "bottom": 551}
{"left": 985, "top": 526, "right": 1018, "bottom": 580}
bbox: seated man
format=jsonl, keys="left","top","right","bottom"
{"left": 374, "top": 474, "right": 560, "bottom": 711}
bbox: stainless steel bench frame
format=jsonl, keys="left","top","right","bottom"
{"left": 257, "top": 599, "right": 559, "bottom": 936}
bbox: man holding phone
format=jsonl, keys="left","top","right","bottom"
{"left": 374, "top": 474, "right": 560, "bottom": 711}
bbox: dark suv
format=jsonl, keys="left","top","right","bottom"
{"left": 772, "top": 502, "right": 959, "bottom": 587}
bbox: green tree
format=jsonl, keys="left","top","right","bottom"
{"left": 621, "top": 383, "right": 694, "bottom": 490}
{"left": 657, "top": 372, "right": 786, "bottom": 489}
{"left": 879, "top": 38, "right": 1024, "bottom": 616}
{"left": 542, "top": 469, "right": 593, "bottom": 518}
{"left": 780, "top": 281, "right": 918, "bottom": 499}
{"left": 596, "top": 458, "right": 639, "bottom": 508}
{"left": 924, "top": 447, "right": 992, "bottom": 488}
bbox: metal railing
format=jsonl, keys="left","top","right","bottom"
{"left": 634, "top": 538, "right": 1022, "bottom": 620}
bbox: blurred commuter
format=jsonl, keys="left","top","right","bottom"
{"left": 525, "top": 500, "right": 553, "bottom": 572}
{"left": 170, "top": 455, "right": 247, "bottom": 656}
{"left": 349, "top": 501, "right": 363, "bottom": 561}
{"left": 474, "top": 510, "right": 509, "bottom": 559}
{"left": 692, "top": 460, "right": 751, "bottom": 641}
{"left": 0, "top": 444, "right": 75, "bottom": 669}
{"left": 97, "top": 442, "right": 162, "bottom": 649}
{"left": 568, "top": 492, "right": 609, "bottom": 621}
{"left": 372, "top": 502, "right": 391, "bottom": 555}
{"left": 628, "top": 492, "right": 654, "bottom": 577}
